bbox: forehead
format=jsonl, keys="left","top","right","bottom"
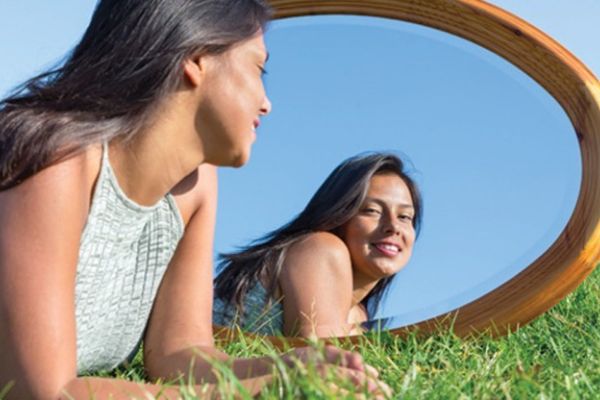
{"left": 366, "top": 173, "right": 413, "bottom": 205}
{"left": 230, "top": 32, "right": 267, "bottom": 59}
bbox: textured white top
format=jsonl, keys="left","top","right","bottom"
{"left": 75, "top": 144, "right": 184, "bottom": 373}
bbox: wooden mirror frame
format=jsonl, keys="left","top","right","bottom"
{"left": 215, "top": 0, "right": 600, "bottom": 342}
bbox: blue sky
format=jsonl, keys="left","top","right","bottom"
{"left": 0, "top": 1, "right": 597, "bottom": 326}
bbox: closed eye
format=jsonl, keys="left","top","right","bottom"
{"left": 399, "top": 214, "right": 414, "bottom": 221}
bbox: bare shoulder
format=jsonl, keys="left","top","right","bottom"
{"left": 0, "top": 143, "right": 102, "bottom": 273}
{"left": 288, "top": 231, "right": 351, "bottom": 265}
{"left": 170, "top": 163, "right": 217, "bottom": 226}
{"left": 0, "top": 144, "right": 101, "bottom": 225}
{"left": 0, "top": 144, "right": 103, "bottom": 276}
{"left": 283, "top": 231, "right": 352, "bottom": 279}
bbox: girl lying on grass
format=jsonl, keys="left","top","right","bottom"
{"left": 0, "top": 0, "right": 389, "bottom": 398}
{"left": 214, "top": 153, "right": 422, "bottom": 338}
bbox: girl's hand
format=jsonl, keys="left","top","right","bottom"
{"left": 283, "top": 345, "right": 392, "bottom": 398}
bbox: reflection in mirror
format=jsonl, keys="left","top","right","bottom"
{"left": 214, "top": 15, "right": 581, "bottom": 333}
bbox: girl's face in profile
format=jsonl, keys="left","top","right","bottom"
{"left": 339, "top": 173, "right": 416, "bottom": 282}
{"left": 194, "top": 32, "right": 271, "bottom": 167}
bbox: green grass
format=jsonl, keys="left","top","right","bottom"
{"left": 70, "top": 264, "right": 600, "bottom": 398}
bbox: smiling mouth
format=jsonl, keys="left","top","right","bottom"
{"left": 372, "top": 242, "right": 401, "bottom": 257}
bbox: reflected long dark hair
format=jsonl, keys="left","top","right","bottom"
{"left": 215, "top": 152, "right": 423, "bottom": 317}
{"left": 0, "top": 0, "right": 271, "bottom": 190}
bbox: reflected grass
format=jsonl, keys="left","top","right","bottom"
{"left": 75, "top": 263, "right": 600, "bottom": 398}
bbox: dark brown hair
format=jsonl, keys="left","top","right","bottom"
{"left": 0, "top": 0, "right": 272, "bottom": 189}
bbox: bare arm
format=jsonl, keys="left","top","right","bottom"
{"left": 279, "top": 232, "right": 364, "bottom": 338}
{"left": 0, "top": 151, "right": 92, "bottom": 399}
{"left": 144, "top": 164, "right": 280, "bottom": 383}
{"left": 0, "top": 153, "right": 258, "bottom": 399}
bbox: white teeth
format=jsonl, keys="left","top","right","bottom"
{"left": 377, "top": 243, "right": 399, "bottom": 252}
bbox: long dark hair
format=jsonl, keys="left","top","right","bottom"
{"left": 0, "top": 0, "right": 272, "bottom": 190}
{"left": 215, "top": 152, "right": 423, "bottom": 318}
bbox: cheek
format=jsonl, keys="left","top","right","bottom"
{"left": 227, "top": 67, "right": 259, "bottom": 99}
{"left": 405, "top": 229, "right": 417, "bottom": 250}
{"left": 345, "top": 225, "right": 374, "bottom": 252}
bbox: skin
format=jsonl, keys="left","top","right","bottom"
{"left": 0, "top": 32, "right": 390, "bottom": 399}
{"left": 279, "top": 173, "right": 416, "bottom": 338}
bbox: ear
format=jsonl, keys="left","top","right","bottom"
{"left": 183, "top": 55, "right": 205, "bottom": 87}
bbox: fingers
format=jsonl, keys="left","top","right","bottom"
{"left": 324, "top": 366, "right": 392, "bottom": 399}
{"left": 322, "top": 345, "right": 379, "bottom": 377}
{"left": 315, "top": 346, "right": 390, "bottom": 397}
{"left": 237, "top": 374, "right": 274, "bottom": 397}
{"left": 324, "top": 345, "right": 363, "bottom": 369}
{"left": 285, "top": 346, "right": 392, "bottom": 398}
{"left": 364, "top": 363, "right": 380, "bottom": 379}
{"left": 326, "top": 383, "right": 380, "bottom": 400}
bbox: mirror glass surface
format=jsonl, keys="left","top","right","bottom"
{"left": 214, "top": 15, "right": 582, "bottom": 330}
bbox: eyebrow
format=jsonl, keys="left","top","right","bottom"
{"left": 364, "top": 198, "right": 414, "bottom": 209}
{"left": 264, "top": 51, "right": 270, "bottom": 63}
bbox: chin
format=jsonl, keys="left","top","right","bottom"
{"left": 375, "top": 263, "right": 405, "bottom": 278}
{"left": 382, "top": 270, "right": 401, "bottom": 278}
{"left": 229, "top": 152, "right": 250, "bottom": 168}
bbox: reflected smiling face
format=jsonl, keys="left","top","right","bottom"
{"left": 196, "top": 32, "right": 272, "bottom": 167}
{"left": 339, "top": 173, "right": 416, "bottom": 283}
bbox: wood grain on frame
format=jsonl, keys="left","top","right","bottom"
{"left": 216, "top": 0, "right": 600, "bottom": 341}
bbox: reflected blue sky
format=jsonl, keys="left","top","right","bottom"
{"left": 0, "top": 2, "right": 597, "bottom": 328}
{"left": 217, "top": 15, "right": 581, "bottom": 324}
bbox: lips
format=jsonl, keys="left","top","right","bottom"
{"left": 372, "top": 242, "right": 401, "bottom": 257}
{"left": 253, "top": 119, "right": 260, "bottom": 130}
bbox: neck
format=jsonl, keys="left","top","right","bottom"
{"left": 351, "top": 270, "right": 380, "bottom": 307}
{"left": 108, "top": 92, "right": 206, "bottom": 206}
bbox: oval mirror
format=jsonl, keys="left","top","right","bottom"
{"left": 214, "top": 0, "right": 600, "bottom": 339}
{"left": 2, "top": 1, "right": 597, "bottom": 341}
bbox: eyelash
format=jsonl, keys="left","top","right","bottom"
{"left": 363, "top": 208, "right": 381, "bottom": 214}
{"left": 363, "top": 208, "right": 413, "bottom": 221}
{"left": 259, "top": 66, "right": 268, "bottom": 76}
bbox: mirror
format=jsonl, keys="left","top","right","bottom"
{"left": 214, "top": 0, "right": 600, "bottom": 337}
{"left": 215, "top": 14, "right": 580, "bottom": 329}
{"left": 1, "top": 0, "right": 597, "bottom": 339}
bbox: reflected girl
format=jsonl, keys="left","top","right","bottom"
{"left": 214, "top": 153, "right": 422, "bottom": 337}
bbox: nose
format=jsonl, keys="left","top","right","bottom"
{"left": 381, "top": 215, "right": 401, "bottom": 236}
{"left": 260, "top": 95, "right": 272, "bottom": 115}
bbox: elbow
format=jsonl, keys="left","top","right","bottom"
{"left": 143, "top": 347, "right": 172, "bottom": 381}
{"left": 0, "top": 357, "right": 75, "bottom": 400}
{"left": 0, "top": 376, "right": 77, "bottom": 400}
{"left": 144, "top": 345, "right": 227, "bottom": 384}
